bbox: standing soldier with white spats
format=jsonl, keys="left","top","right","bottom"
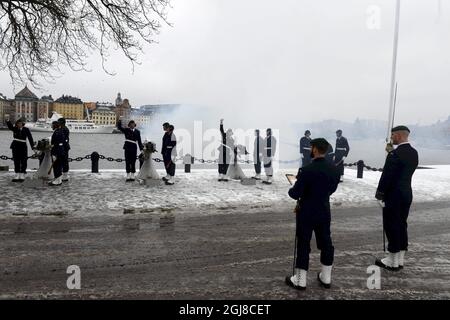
{"left": 262, "top": 128, "right": 277, "bottom": 185}
{"left": 375, "top": 126, "right": 418, "bottom": 271}
{"left": 6, "top": 117, "right": 34, "bottom": 182}
{"left": 58, "top": 118, "right": 70, "bottom": 182}
{"left": 300, "top": 130, "right": 312, "bottom": 167}
{"left": 252, "top": 129, "right": 263, "bottom": 180}
{"left": 286, "top": 138, "right": 340, "bottom": 290}
{"left": 162, "top": 124, "right": 177, "bottom": 185}
{"left": 334, "top": 129, "right": 350, "bottom": 182}
{"left": 117, "top": 119, "right": 144, "bottom": 182}
{"left": 48, "top": 121, "right": 67, "bottom": 186}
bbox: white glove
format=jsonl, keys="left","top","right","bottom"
{"left": 301, "top": 154, "right": 304, "bottom": 159}
{"left": 342, "top": 156, "right": 346, "bottom": 160}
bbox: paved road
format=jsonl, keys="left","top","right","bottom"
{"left": 0, "top": 201, "right": 449, "bottom": 299}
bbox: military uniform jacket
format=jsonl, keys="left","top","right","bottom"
{"left": 263, "top": 135, "right": 277, "bottom": 158}
{"left": 288, "top": 157, "right": 340, "bottom": 221}
{"left": 117, "top": 121, "right": 144, "bottom": 151}
{"left": 51, "top": 128, "right": 67, "bottom": 156}
{"left": 7, "top": 121, "right": 34, "bottom": 149}
{"left": 335, "top": 136, "right": 350, "bottom": 158}
{"left": 376, "top": 143, "right": 418, "bottom": 203}
{"left": 162, "top": 132, "right": 177, "bottom": 157}
{"left": 253, "top": 136, "right": 264, "bottom": 163}
{"left": 62, "top": 126, "right": 71, "bottom": 151}
{"left": 218, "top": 124, "right": 234, "bottom": 162}
{"left": 300, "top": 136, "right": 311, "bottom": 156}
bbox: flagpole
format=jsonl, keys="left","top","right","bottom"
{"left": 386, "top": 0, "right": 401, "bottom": 144}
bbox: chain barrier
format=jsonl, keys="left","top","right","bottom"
{"left": 0, "top": 154, "right": 384, "bottom": 171}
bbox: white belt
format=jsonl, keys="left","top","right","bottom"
{"left": 58, "top": 143, "right": 64, "bottom": 146}
{"left": 302, "top": 147, "right": 311, "bottom": 150}
{"left": 264, "top": 147, "right": 272, "bottom": 149}
{"left": 221, "top": 144, "right": 232, "bottom": 149}
{"left": 167, "top": 146, "right": 173, "bottom": 149}
{"left": 125, "top": 139, "right": 137, "bottom": 144}
{"left": 336, "top": 148, "right": 347, "bottom": 151}
{"left": 13, "top": 138, "right": 26, "bottom": 143}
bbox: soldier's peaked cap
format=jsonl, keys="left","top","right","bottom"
{"left": 310, "top": 138, "right": 329, "bottom": 149}
{"left": 336, "top": 129, "right": 342, "bottom": 134}
{"left": 391, "top": 125, "right": 410, "bottom": 133}
{"left": 305, "top": 130, "right": 311, "bottom": 135}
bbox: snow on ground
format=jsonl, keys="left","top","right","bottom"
{"left": 1, "top": 166, "right": 450, "bottom": 218}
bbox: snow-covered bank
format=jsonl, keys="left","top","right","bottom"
{"left": 1, "top": 166, "right": 450, "bottom": 218}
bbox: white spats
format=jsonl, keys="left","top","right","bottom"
{"left": 253, "top": 173, "right": 261, "bottom": 180}
{"left": 165, "top": 176, "right": 175, "bottom": 185}
{"left": 12, "top": 173, "right": 20, "bottom": 182}
{"left": 18, "top": 173, "right": 25, "bottom": 181}
{"left": 262, "top": 176, "right": 273, "bottom": 185}
{"left": 48, "top": 176, "right": 62, "bottom": 186}
{"left": 290, "top": 268, "right": 307, "bottom": 288}
{"left": 376, "top": 252, "right": 400, "bottom": 271}
{"left": 399, "top": 250, "right": 406, "bottom": 267}
{"left": 318, "top": 265, "right": 332, "bottom": 288}
{"left": 62, "top": 172, "right": 69, "bottom": 182}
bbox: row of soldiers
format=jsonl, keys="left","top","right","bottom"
{"left": 300, "top": 129, "right": 350, "bottom": 182}
{"left": 5, "top": 117, "right": 70, "bottom": 185}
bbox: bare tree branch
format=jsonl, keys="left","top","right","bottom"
{"left": 0, "top": 0, "right": 171, "bottom": 88}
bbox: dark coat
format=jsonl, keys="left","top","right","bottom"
{"left": 335, "top": 136, "right": 350, "bottom": 159}
{"left": 218, "top": 124, "right": 234, "bottom": 164}
{"left": 300, "top": 136, "right": 311, "bottom": 155}
{"left": 376, "top": 143, "right": 419, "bottom": 203}
{"left": 51, "top": 128, "right": 67, "bottom": 156}
{"left": 162, "top": 131, "right": 177, "bottom": 157}
{"left": 61, "top": 126, "right": 71, "bottom": 151}
{"left": 117, "top": 121, "right": 144, "bottom": 151}
{"left": 288, "top": 157, "right": 340, "bottom": 221}
{"left": 7, "top": 121, "right": 34, "bottom": 150}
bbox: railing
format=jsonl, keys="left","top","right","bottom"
{"left": 0, "top": 153, "right": 383, "bottom": 178}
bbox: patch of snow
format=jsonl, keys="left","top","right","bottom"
{"left": 0, "top": 166, "right": 449, "bottom": 218}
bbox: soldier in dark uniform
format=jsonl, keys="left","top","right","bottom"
{"left": 325, "top": 142, "right": 334, "bottom": 164}
{"left": 161, "top": 122, "right": 171, "bottom": 181}
{"left": 300, "top": 130, "right": 312, "bottom": 167}
{"left": 49, "top": 121, "right": 67, "bottom": 186}
{"left": 286, "top": 138, "right": 340, "bottom": 290}
{"left": 262, "top": 128, "right": 277, "bottom": 185}
{"left": 217, "top": 119, "right": 234, "bottom": 182}
{"left": 252, "top": 129, "right": 263, "bottom": 180}
{"left": 162, "top": 124, "right": 177, "bottom": 185}
{"left": 334, "top": 129, "right": 350, "bottom": 182}
{"left": 6, "top": 118, "right": 34, "bottom": 182}
{"left": 117, "top": 119, "right": 144, "bottom": 182}
{"left": 375, "top": 126, "right": 418, "bottom": 271}
{"left": 58, "top": 118, "right": 70, "bottom": 182}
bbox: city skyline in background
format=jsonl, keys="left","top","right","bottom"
{"left": 1, "top": 0, "right": 449, "bottom": 127}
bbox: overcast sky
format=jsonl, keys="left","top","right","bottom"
{"left": 0, "top": 0, "right": 449, "bottom": 126}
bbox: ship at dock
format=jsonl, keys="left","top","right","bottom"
{"left": 27, "top": 111, "right": 115, "bottom": 134}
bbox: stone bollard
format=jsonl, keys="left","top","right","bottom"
{"left": 357, "top": 160, "right": 364, "bottom": 179}
{"left": 91, "top": 152, "right": 100, "bottom": 173}
{"left": 183, "top": 154, "right": 194, "bottom": 173}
